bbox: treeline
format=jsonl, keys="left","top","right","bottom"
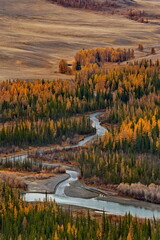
{"left": 49, "top": 0, "right": 149, "bottom": 25}
{"left": 127, "top": 8, "right": 149, "bottom": 23}
{"left": 0, "top": 79, "right": 109, "bottom": 123}
{"left": 0, "top": 116, "right": 94, "bottom": 147}
{"left": 49, "top": 0, "right": 151, "bottom": 25}
{"left": 118, "top": 183, "right": 160, "bottom": 204}
{"left": 73, "top": 47, "right": 134, "bottom": 70}
{"left": 0, "top": 158, "right": 43, "bottom": 172}
{"left": 63, "top": 149, "right": 160, "bottom": 185}
{"left": 0, "top": 157, "right": 66, "bottom": 174}
{"left": 0, "top": 181, "right": 160, "bottom": 240}
{"left": 49, "top": 0, "right": 118, "bottom": 12}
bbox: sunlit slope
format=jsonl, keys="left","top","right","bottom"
{"left": 0, "top": 0, "right": 159, "bottom": 80}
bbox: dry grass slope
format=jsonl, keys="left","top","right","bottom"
{"left": 0, "top": 0, "right": 159, "bottom": 81}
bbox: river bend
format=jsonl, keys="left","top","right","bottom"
{"left": 2, "top": 112, "right": 160, "bottom": 219}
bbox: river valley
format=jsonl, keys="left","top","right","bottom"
{"left": 1, "top": 112, "right": 160, "bottom": 219}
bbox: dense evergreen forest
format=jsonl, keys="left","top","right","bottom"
{"left": 0, "top": 181, "right": 160, "bottom": 240}
{"left": 0, "top": 116, "right": 94, "bottom": 147}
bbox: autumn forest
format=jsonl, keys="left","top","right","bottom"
{"left": 0, "top": 34, "right": 160, "bottom": 240}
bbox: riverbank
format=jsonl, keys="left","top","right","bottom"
{"left": 25, "top": 173, "right": 70, "bottom": 194}
{"left": 0, "top": 110, "right": 106, "bottom": 159}
{"left": 64, "top": 180, "right": 99, "bottom": 199}
{"left": 0, "top": 134, "right": 90, "bottom": 159}
{"left": 62, "top": 177, "right": 160, "bottom": 212}
{"left": 1, "top": 111, "right": 160, "bottom": 218}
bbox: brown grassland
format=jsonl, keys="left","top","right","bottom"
{"left": 0, "top": 0, "right": 160, "bottom": 81}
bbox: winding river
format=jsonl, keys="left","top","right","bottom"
{"left": 25, "top": 169, "right": 160, "bottom": 219}
{"left": 2, "top": 112, "right": 160, "bottom": 219}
